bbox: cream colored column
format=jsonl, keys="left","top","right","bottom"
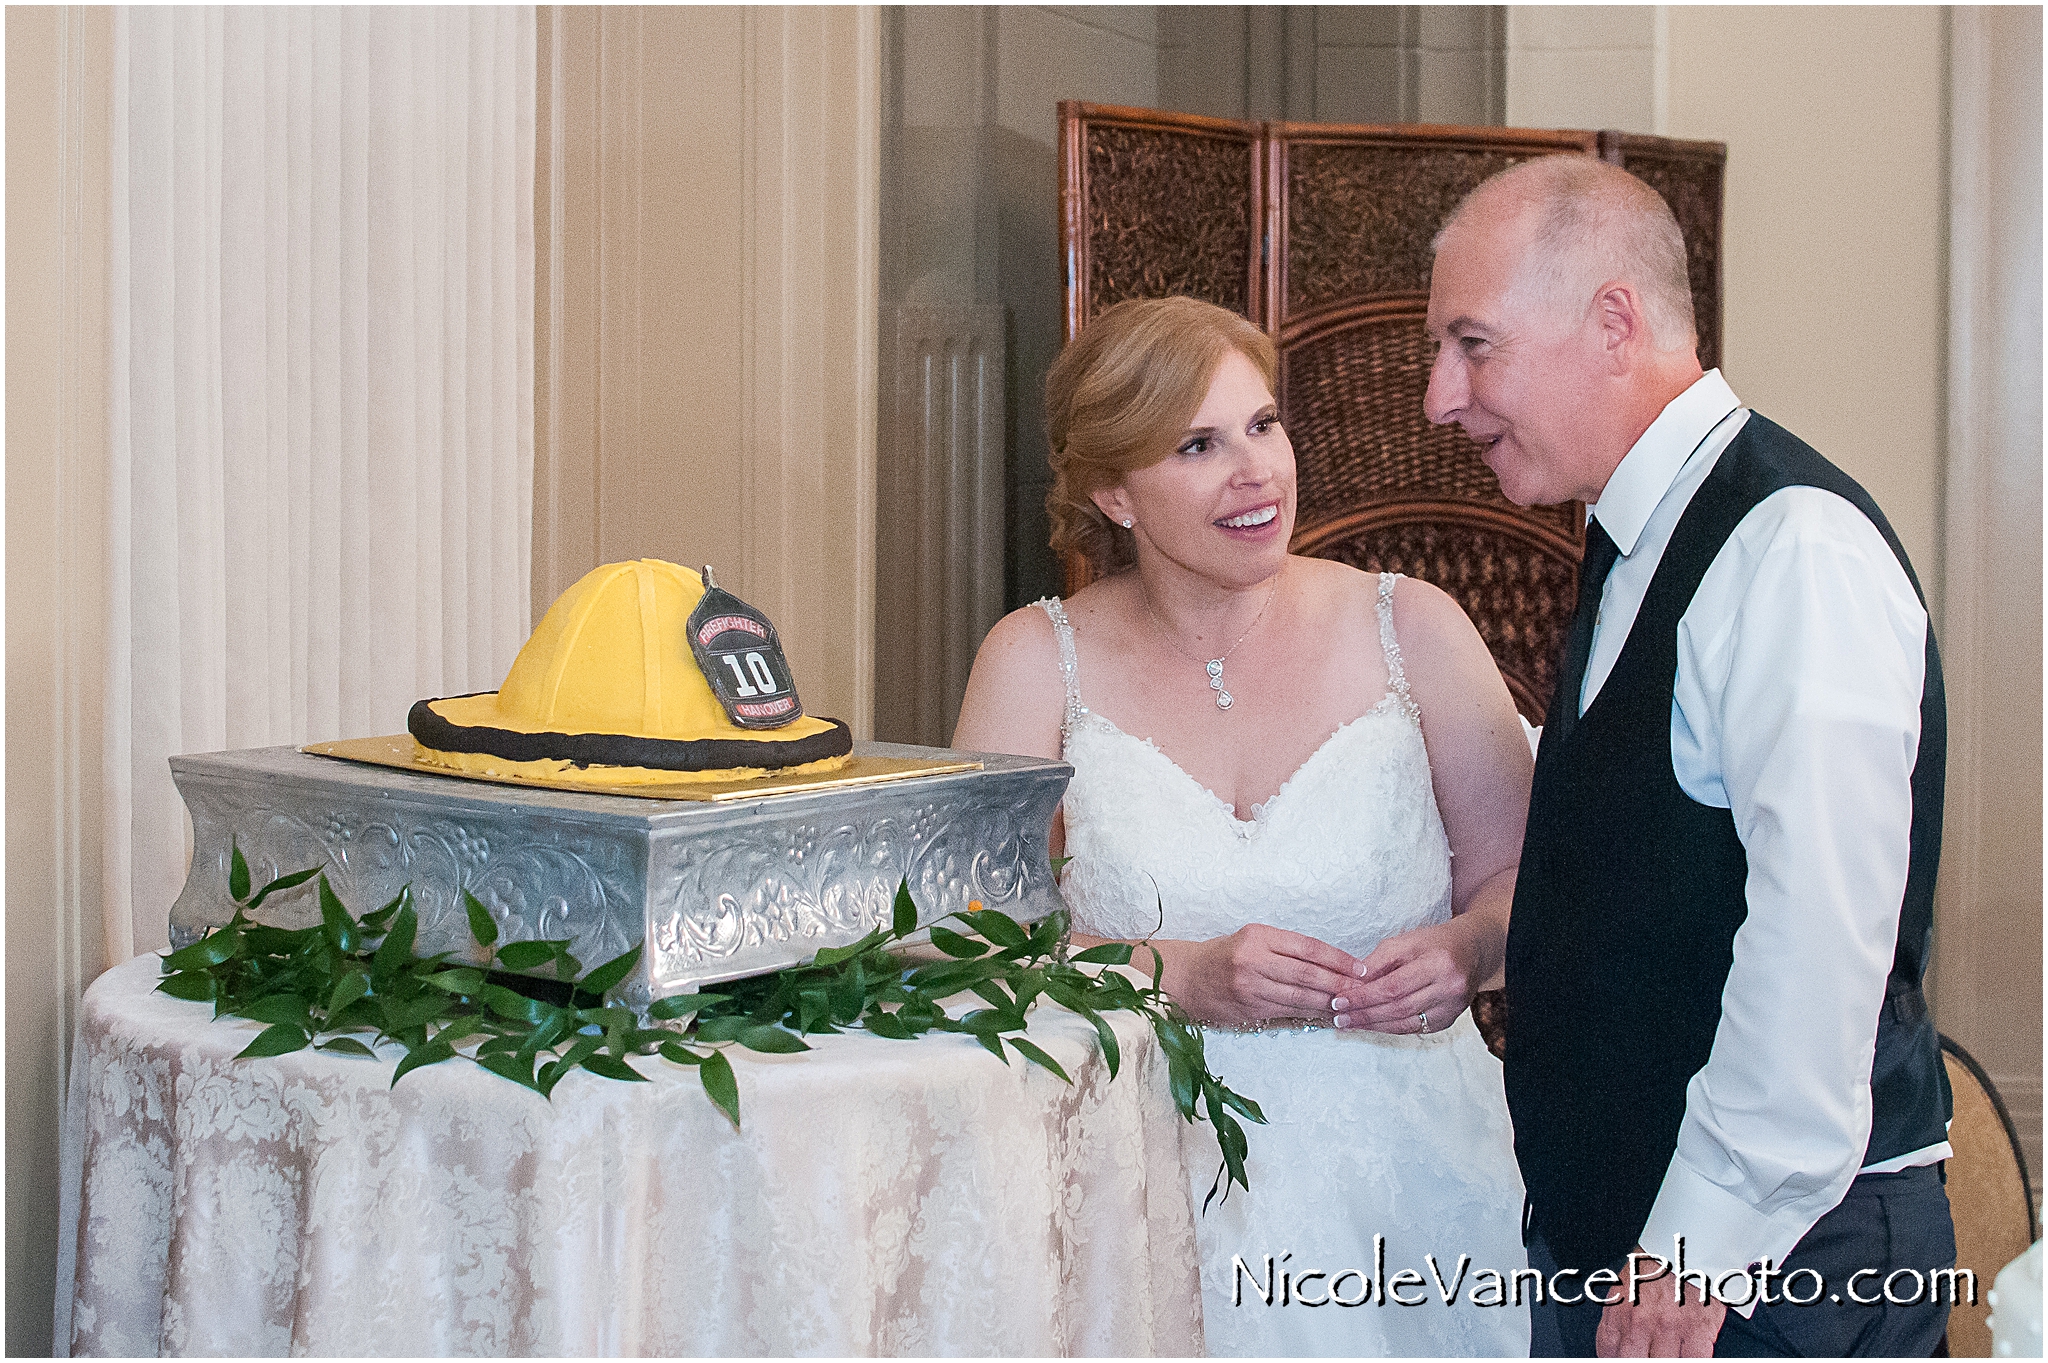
{"left": 535, "top": 6, "right": 879, "bottom": 735}
{"left": 6, "top": 8, "right": 111, "bottom": 1356}
{"left": 1936, "top": 5, "right": 2043, "bottom": 1185}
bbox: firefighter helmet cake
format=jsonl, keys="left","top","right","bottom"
{"left": 408, "top": 559, "right": 852, "bottom": 785}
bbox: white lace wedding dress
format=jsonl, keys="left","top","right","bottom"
{"left": 1040, "top": 574, "right": 1530, "bottom": 1357}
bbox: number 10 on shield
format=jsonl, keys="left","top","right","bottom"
{"left": 719, "top": 651, "right": 781, "bottom": 697}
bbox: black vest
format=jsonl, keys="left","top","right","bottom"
{"left": 1505, "top": 414, "right": 1951, "bottom": 1272}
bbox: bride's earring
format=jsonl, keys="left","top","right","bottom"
{"left": 1121, "top": 518, "right": 1133, "bottom": 528}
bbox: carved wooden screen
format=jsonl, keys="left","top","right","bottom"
{"left": 1058, "top": 102, "right": 1726, "bottom": 723}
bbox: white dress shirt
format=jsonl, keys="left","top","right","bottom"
{"left": 1580, "top": 369, "right": 1948, "bottom": 1306}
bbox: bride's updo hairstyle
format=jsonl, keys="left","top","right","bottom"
{"left": 1046, "top": 296, "right": 1277, "bottom": 577}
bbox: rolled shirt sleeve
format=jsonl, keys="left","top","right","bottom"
{"left": 1639, "top": 486, "right": 1928, "bottom": 1310}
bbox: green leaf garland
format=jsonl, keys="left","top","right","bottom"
{"left": 159, "top": 840, "right": 1267, "bottom": 1198}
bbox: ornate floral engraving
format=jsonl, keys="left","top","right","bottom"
{"left": 170, "top": 749, "right": 1070, "bottom": 1003}
{"left": 645, "top": 781, "right": 1064, "bottom": 995}
{"left": 172, "top": 785, "right": 640, "bottom": 970}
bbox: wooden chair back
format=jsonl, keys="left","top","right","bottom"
{"left": 1941, "top": 1036, "right": 2038, "bottom": 1356}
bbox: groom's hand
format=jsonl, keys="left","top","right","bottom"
{"left": 1595, "top": 1246, "right": 1725, "bottom": 1357}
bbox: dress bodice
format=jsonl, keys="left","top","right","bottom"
{"left": 1042, "top": 573, "right": 1454, "bottom": 959}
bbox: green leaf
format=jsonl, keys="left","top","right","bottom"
{"left": 927, "top": 926, "right": 989, "bottom": 959}
{"left": 522, "top": 1007, "right": 581, "bottom": 1056}
{"left": 891, "top": 880, "right": 917, "bottom": 938}
{"left": 659, "top": 1040, "right": 707, "bottom": 1066}
{"left": 1220, "top": 1085, "right": 1266, "bottom": 1125}
{"left": 357, "top": 887, "right": 408, "bottom": 934}
{"left": 974, "top": 1031, "right": 1009, "bottom": 1064}
{"left": 1069, "top": 942, "right": 1133, "bottom": 966}
{"left": 325, "top": 969, "right": 370, "bottom": 1022}
{"left": 231, "top": 994, "right": 313, "bottom": 1029}
{"left": 372, "top": 902, "right": 418, "bottom": 986}
{"left": 155, "top": 971, "right": 217, "bottom": 1003}
{"left": 229, "top": 841, "right": 251, "bottom": 901}
{"left": 811, "top": 927, "right": 888, "bottom": 969}
{"left": 463, "top": 890, "right": 499, "bottom": 947}
{"left": 318, "top": 1037, "right": 378, "bottom": 1057}
{"left": 955, "top": 908, "right": 1029, "bottom": 949}
{"left": 243, "top": 923, "right": 319, "bottom": 957}
{"left": 235, "top": 1023, "right": 310, "bottom": 1060}
{"left": 796, "top": 988, "right": 832, "bottom": 1036}
{"left": 1049, "top": 855, "right": 1072, "bottom": 874}
{"left": 495, "top": 939, "right": 559, "bottom": 972}
{"left": 478, "top": 983, "right": 549, "bottom": 1025}
{"left": 970, "top": 980, "right": 1017, "bottom": 1014}
{"left": 1026, "top": 914, "right": 1065, "bottom": 958}
{"left": 328, "top": 998, "right": 385, "bottom": 1032}
{"left": 538, "top": 1034, "right": 606, "bottom": 1096}
{"left": 577, "top": 943, "right": 643, "bottom": 998}
{"left": 647, "top": 991, "right": 725, "bottom": 1021}
{"left": 862, "top": 1009, "right": 913, "bottom": 1040}
{"left": 1047, "top": 983, "right": 1120, "bottom": 1076}
{"left": 829, "top": 959, "right": 867, "bottom": 1024}
{"left": 1008, "top": 1036, "right": 1073, "bottom": 1084}
{"left": 378, "top": 992, "right": 452, "bottom": 1035}
{"left": 693, "top": 1014, "right": 752, "bottom": 1044}
{"left": 699, "top": 1048, "right": 741, "bottom": 1128}
{"left": 161, "top": 926, "right": 242, "bottom": 973}
{"left": 736, "top": 1024, "right": 811, "bottom": 1054}
{"left": 478, "top": 1049, "right": 541, "bottom": 1091}
{"left": 391, "top": 1037, "right": 457, "bottom": 1087}
{"left": 317, "top": 875, "right": 358, "bottom": 954}
{"left": 423, "top": 967, "right": 486, "bottom": 995}
{"left": 245, "top": 865, "right": 320, "bottom": 912}
{"left": 579, "top": 1053, "right": 648, "bottom": 1083}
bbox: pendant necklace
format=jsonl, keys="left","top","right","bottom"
{"left": 1143, "top": 570, "right": 1282, "bottom": 711}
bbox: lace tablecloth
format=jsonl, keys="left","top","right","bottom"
{"left": 56, "top": 953, "right": 1202, "bottom": 1356}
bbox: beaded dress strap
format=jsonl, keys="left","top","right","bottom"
{"left": 1034, "top": 597, "right": 1085, "bottom": 738}
{"left": 1376, "top": 572, "right": 1422, "bottom": 722}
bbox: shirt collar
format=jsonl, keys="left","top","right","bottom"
{"left": 1588, "top": 369, "right": 1742, "bottom": 556}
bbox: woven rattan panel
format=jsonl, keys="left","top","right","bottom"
{"left": 1280, "top": 306, "right": 1579, "bottom": 540}
{"left": 1282, "top": 142, "right": 1533, "bottom": 316}
{"left": 1293, "top": 513, "right": 1576, "bottom": 724}
{"left": 1082, "top": 123, "right": 1256, "bottom": 320}
{"left": 1603, "top": 134, "right": 1725, "bottom": 374}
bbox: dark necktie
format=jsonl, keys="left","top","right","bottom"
{"left": 1551, "top": 517, "right": 1620, "bottom": 737}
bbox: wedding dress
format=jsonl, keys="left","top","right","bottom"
{"left": 1040, "top": 573, "right": 1530, "bottom": 1357}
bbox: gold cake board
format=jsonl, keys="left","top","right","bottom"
{"left": 304, "top": 735, "right": 983, "bottom": 803}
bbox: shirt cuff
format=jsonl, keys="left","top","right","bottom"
{"left": 1639, "top": 1159, "right": 1809, "bottom": 1319}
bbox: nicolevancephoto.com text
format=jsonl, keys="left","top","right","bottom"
{"left": 1230, "top": 1238, "right": 1976, "bottom": 1312}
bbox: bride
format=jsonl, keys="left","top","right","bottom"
{"left": 953, "top": 297, "right": 1532, "bottom": 1357}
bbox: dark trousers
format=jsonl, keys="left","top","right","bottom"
{"left": 1527, "top": 1165, "right": 1956, "bottom": 1357}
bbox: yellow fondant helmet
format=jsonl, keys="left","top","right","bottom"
{"left": 409, "top": 559, "right": 850, "bottom": 781}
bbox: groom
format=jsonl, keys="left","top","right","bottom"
{"left": 1423, "top": 156, "right": 1955, "bottom": 1357}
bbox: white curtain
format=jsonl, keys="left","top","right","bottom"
{"left": 106, "top": 7, "right": 535, "bottom": 958}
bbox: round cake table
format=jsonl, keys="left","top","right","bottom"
{"left": 56, "top": 954, "right": 1203, "bottom": 1356}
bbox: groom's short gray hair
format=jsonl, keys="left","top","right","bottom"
{"left": 1435, "top": 156, "right": 1698, "bottom": 354}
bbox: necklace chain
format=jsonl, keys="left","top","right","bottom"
{"left": 1143, "top": 571, "right": 1281, "bottom": 711}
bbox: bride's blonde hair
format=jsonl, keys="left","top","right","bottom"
{"left": 1046, "top": 297, "right": 1277, "bottom": 578}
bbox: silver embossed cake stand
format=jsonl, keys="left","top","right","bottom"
{"left": 166, "top": 741, "right": 1071, "bottom": 1007}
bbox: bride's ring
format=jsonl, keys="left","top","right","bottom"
{"left": 1416, "top": 1011, "right": 1430, "bottom": 1033}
